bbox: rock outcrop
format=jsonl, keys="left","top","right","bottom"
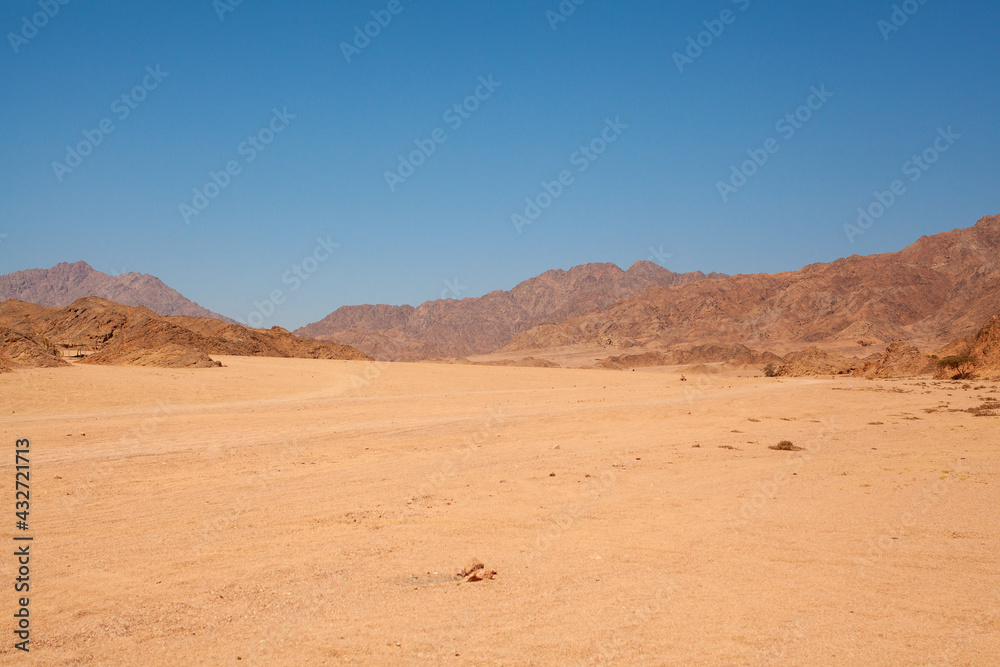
{"left": 0, "top": 298, "right": 371, "bottom": 371}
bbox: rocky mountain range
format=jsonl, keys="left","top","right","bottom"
{"left": 500, "top": 215, "right": 1000, "bottom": 358}
{"left": 3, "top": 214, "right": 998, "bottom": 375}
{"left": 295, "top": 262, "right": 723, "bottom": 360}
{"left": 0, "top": 261, "right": 236, "bottom": 323}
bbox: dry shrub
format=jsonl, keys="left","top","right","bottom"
{"left": 769, "top": 440, "right": 804, "bottom": 451}
{"left": 968, "top": 399, "right": 1000, "bottom": 417}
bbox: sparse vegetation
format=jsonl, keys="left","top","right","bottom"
{"left": 763, "top": 363, "right": 779, "bottom": 377}
{"left": 968, "top": 399, "right": 1000, "bottom": 417}
{"left": 937, "top": 355, "right": 977, "bottom": 380}
{"left": 40, "top": 337, "right": 57, "bottom": 356}
{"left": 769, "top": 440, "right": 804, "bottom": 451}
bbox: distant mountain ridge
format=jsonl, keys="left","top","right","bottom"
{"left": 500, "top": 215, "right": 1000, "bottom": 356}
{"left": 295, "top": 261, "right": 725, "bottom": 360}
{"left": 8, "top": 214, "right": 998, "bottom": 367}
{"left": 0, "top": 261, "right": 236, "bottom": 324}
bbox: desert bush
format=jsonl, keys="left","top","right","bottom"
{"left": 763, "top": 363, "right": 778, "bottom": 377}
{"left": 769, "top": 440, "right": 803, "bottom": 451}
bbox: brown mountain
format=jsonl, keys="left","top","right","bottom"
{"left": 295, "top": 261, "right": 723, "bottom": 360}
{"left": 0, "top": 297, "right": 371, "bottom": 371}
{"left": 0, "top": 261, "right": 236, "bottom": 323}
{"left": 501, "top": 215, "right": 1000, "bottom": 358}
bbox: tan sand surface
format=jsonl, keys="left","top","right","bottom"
{"left": 0, "top": 357, "right": 997, "bottom": 665}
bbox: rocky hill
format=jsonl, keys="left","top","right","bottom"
{"left": 296, "top": 262, "right": 723, "bottom": 360}
{"left": 969, "top": 315, "right": 1000, "bottom": 374}
{"left": 501, "top": 215, "right": 1000, "bottom": 357}
{"left": 938, "top": 314, "right": 1000, "bottom": 380}
{"left": 0, "top": 261, "right": 236, "bottom": 323}
{"left": 0, "top": 298, "right": 371, "bottom": 371}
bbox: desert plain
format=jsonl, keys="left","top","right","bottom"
{"left": 1, "top": 356, "right": 997, "bottom": 665}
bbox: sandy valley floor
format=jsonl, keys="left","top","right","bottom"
{"left": 0, "top": 357, "right": 997, "bottom": 665}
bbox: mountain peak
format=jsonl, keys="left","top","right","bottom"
{"left": 626, "top": 260, "right": 672, "bottom": 273}
{"left": 48, "top": 260, "right": 97, "bottom": 276}
{"left": 0, "top": 262, "right": 236, "bottom": 324}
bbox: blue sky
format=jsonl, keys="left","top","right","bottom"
{"left": 1, "top": 0, "right": 998, "bottom": 328}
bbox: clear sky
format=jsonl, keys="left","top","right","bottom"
{"left": 1, "top": 0, "right": 998, "bottom": 328}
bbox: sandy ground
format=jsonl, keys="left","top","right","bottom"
{"left": 469, "top": 339, "right": 897, "bottom": 370}
{"left": 467, "top": 344, "right": 613, "bottom": 368}
{"left": 0, "top": 357, "right": 997, "bottom": 666}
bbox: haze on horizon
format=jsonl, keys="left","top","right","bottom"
{"left": 1, "top": 0, "right": 998, "bottom": 329}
